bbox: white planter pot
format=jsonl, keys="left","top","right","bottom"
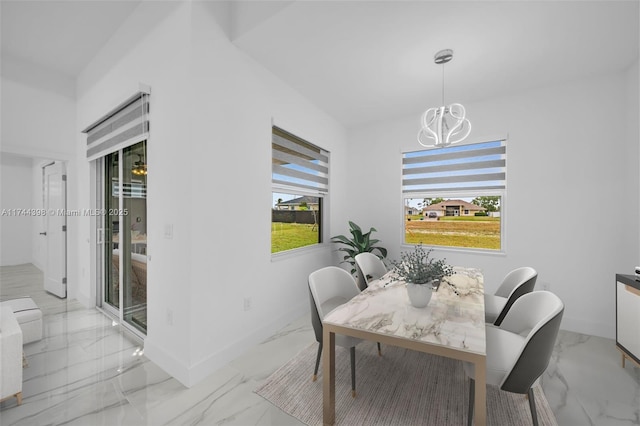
{"left": 406, "top": 282, "right": 434, "bottom": 308}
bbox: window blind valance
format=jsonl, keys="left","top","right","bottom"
{"left": 83, "top": 88, "right": 150, "bottom": 161}
{"left": 402, "top": 140, "right": 506, "bottom": 193}
{"left": 272, "top": 126, "right": 329, "bottom": 194}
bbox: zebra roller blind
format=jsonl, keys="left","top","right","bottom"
{"left": 272, "top": 126, "right": 329, "bottom": 194}
{"left": 83, "top": 89, "right": 150, "bottom": 161}
{"left": 402, "top": 140, "right": 506, "bottom": 194}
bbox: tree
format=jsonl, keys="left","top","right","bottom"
{"left": 472, "top": 196, "right": 500, "bottom": 212}
{"left": 299, "top": 201, "right": 309, "bottom": 211}
{"left": 423, "top": 197, "right": 444, "bottom": 206}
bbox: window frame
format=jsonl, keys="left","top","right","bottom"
{"left": 271, "top": 126, "right": 329, "bottom": 257}
{"left": 401, "top": 139, "right": 507, "bottom": 255}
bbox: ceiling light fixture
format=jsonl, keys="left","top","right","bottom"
{"left": 132, "top": 154, "right": 147, "bottom": 176}
{"left": 417, "top": 49, "right": 471, "bottom": 148}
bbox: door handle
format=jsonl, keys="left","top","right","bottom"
{"left": 39, "top": 232, "right": 47, "bottom": 236}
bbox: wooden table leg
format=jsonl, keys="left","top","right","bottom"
{"left": 323, "top": 327, "right": 336, "bottom": 425}
{"left": 473, "top": 356, "right": 487, "bottom": 426}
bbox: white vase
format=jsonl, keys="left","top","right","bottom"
{"left": 406, "top": 282, "right": 434, "bottom": 308}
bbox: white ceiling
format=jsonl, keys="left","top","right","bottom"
{"left": 2, "top": 1, "right": 638, "bottom": 127}
{"left": 233, "top": 1, "right": 640, "bottom": 126}
{"left": 1, "top": 0, "right": 142, "bottom": 77}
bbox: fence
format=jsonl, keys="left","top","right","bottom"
{"left": 272, "top": 210, "right": 318, "bottom": 224}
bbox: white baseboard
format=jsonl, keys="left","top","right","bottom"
{"left": 561, "top": 314, "right": 614, "bottom": 340}
{"left": 144, "top": 337, "right": 192, "bottom": 388}
{"left": 144, "top": 300, "right": 309, "bottom": 388}
{"left": 31, "top": 259, "right": 44, "bottom": 272}
{"left": 73, "top": 291, "right": 94, "bottom": 309}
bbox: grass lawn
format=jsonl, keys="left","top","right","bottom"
{"left": 405, "top": 217, "right": 501, "bottom": 250}
{"left": 272, "top": 222, "right": 319, "bottom": 253}
{"left": 271, "top": 217, "right": 500, "bottom": 252}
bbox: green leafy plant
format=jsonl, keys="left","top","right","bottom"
{"left": 391, "top": 244, "right": 453, "bottom": 285}
{"left": 331, "top": 221, "right": 387, "bottom": 275}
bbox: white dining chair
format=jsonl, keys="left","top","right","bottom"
{"left": 308, "top": 266, "right": 362, "bottom": 397}
{"left": 465, "top": 291, "right": 564, "bottom": 426}
{"left": 354, "top": 252, "right": 387, "bottom": 291}
{"left": 353, "top": 253, "right": 386, "bottom": 356}
{"left": 484, "top": 267, "right": 537, "bottom": 326}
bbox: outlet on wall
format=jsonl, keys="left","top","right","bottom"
{"left": 541, "top": 281, "right": 550, "bottom": 291}
{"left": 243, "top": 297, "right": 252, "bottom": 311}
{"left": 166, "top": 308, "right": 174, "bottom": 326}
{"left": 164, "top": 224, "right": 173, "bottom": 239}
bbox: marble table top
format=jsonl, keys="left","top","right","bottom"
{"left": 323, "top": 266, "right": 486, "bottom": 355}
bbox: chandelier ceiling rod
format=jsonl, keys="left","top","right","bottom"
{"left": 440, "top": 62, "right": 444, "bottom": 105}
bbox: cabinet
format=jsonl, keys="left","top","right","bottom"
{"left": 616, "top": 274, "right": 640, "bottom": 368}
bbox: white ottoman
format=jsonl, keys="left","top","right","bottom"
{"left": 1, "top": 297, "right": 43, "bottom": 344}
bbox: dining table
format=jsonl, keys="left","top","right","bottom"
{"left": 322, "top": 266, "right": 487, "bottom": 425}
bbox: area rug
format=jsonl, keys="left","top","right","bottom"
{"left": 255, "top": 341, "right": 558, "bottom": 425}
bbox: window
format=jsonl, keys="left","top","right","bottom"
{"left": 402, "top": 140, "right": 505, "bottom": 251}
{"left": 272, "top": 126, "right": 328, "bottom": 254}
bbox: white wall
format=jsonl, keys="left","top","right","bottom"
{"left": 1, "top": 55, "right": 76, "bottom": 275}
{"left": 347, "top": 66, "right": 640, "bottom": 339}
{"left": 0, "top": 154, "right": 34, "bottom": 266}
{"left": 76, "top": 0, "right": 192, "bottom": 373}
{"left": 1, "top": 55, "right": 75, "bottom": 159}
{"left": 75, "top": 1, "right": 348, "bottom": 387}
{"left": 186, "top": 2, "right": 348, "bottom": 385}
{"left": 630, "top": 61, "right": 640, "bottom": 251}
{"left": 31, "top": 159, "right": 45, "bottom": 270}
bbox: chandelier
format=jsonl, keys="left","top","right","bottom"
{"left": 132, "top": 154, "right": 147, "bottom": 176}
{"left": 417, "top": 49, "right": 471, "bottom": 148}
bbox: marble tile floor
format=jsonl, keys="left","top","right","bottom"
{"left": 1, "top": 263, "right": 639, "bottom": 425}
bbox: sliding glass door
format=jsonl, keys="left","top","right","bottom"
{"left": 100, "top": 141, "right": 147, "bottom": 334}
{"left": 104, "top": 151, "right": 120, "bottom": 309}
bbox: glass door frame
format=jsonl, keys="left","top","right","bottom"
{"left": 95, "top": 147, "right": 147, "bottom": 340}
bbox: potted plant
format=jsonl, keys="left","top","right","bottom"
{"left": 331, "top": 221, "right": 387, "bottom": 276}
{"left": 391, "top": 245, "right": 453, "bottom": 308}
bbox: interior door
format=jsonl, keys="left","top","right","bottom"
{"left": 44, "top": 162, "right": 67, "bottom": 298}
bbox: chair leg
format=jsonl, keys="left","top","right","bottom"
{"left": 528, "top": 388, "right": 538, "bottom": 426}
{"left": 350, "top": 346, "right": 356, "bottom": 398}
{"left": 468, "top": 378, "right": 475, "bottom": 426}
{"left": 312, "top": 342, "right": 322, "bottom": 381}
{"left": 377, "top": 342, "right": 382, "bottom": 356}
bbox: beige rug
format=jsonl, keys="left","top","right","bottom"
{"left": 255, "top": 341, "right": 558, "bottom": 425}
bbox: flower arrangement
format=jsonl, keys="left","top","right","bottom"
{"left": 391, "top": 245, "right": 453, "bottom": 286}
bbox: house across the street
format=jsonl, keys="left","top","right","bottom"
{"left": 275, "top": 195, "right": 319, "bottom": 211}
{"left": 424, "top": 199, "right": 486, "bottom": 217}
